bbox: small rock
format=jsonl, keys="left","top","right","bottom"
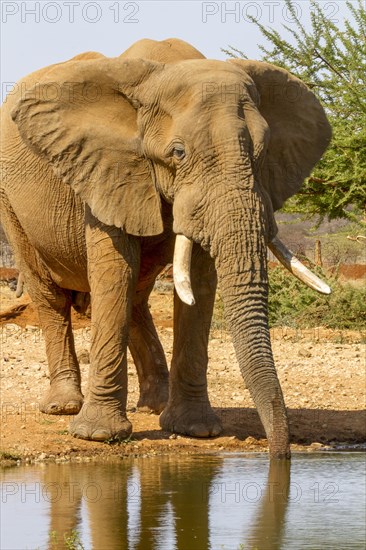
{"left": 308, "top": 442, "right": 324, "bottom": 451}
{"left": 232, "top": 395, "right": 243, "bottom": 402}
{"left": 244, "top": 436, "right": 258, "bottom": 446}
{"left": 298, "top": 348, "right": 312, "bottom": 358}
{"left": 169, "top": 434, "right": 177, "bottom": 440}
{"left": 20, "top": 425, "right": 26, "bottom": 430}
{"left": 25, "top": 325, "right": 38, "bottom": 332}
{"left": 4, "top": 324, "right": 20, "bottom": 333}
{"left": 38, "top": 452, "right": 47, "bottom": 460}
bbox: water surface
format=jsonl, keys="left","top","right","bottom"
{"left": 1, "top": 453, "right": 365, "bottom": 549}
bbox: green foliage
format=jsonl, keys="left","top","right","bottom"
{"left": 0, "top": 450, "right": 21, "bottom": 466}
{"left": 50, "top": 530, "right": 85, "bottom": 550}
{"left": 212, "top": 266, "right": 366, "bottom": 331}
{"left": 211, "top": 294, "right": 227, "bottom": 333}
{"left": 224, "top": 0, "right": 366, "bottom": 226}
{"left": 104, "top": 434, "right": 135, "bottom": 445}
{"left": 268, "top": 266, "right": 366, "bottom": 329}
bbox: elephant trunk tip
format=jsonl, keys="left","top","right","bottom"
{"left": 269, "top": 446, "right": 291, "bottom": 460}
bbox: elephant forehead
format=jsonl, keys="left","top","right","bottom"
{"left": 153, "top": 60, "right": 255, "bottom": 113}
{"left": 158, "top": 59, "right": 253, "bottom": 94}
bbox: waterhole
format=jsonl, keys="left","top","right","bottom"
{"left": 1, "top": 453, "right": 365, "bottom": 549}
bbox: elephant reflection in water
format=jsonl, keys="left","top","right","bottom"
{"left": 247, "top": 460, "right": 290, "bottom": 549}
{"left": 43, "top": 457, "right": 290, "bottom": 549}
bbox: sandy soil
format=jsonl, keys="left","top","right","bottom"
{"left": 0, "top": 283, "right": 365, "bottom": 465}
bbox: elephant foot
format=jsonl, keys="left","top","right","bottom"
{"left": 137, "top": 376, "right": 169, "bottom": 414}
{"left": 159, "top": 401, "right": 222, "bottom": 438}
{"left": 69, "top": 401, "right": 132, "bottom": 442}
{"left": 40, "top": 383, "right": 83, "bottom": 415}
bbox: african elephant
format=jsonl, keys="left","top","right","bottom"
{"left": 0, "top": 38, "right": 331, "bottom": 458}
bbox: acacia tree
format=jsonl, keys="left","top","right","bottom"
{"left": 224, "top": 0, "right": 366, "bottom": 227}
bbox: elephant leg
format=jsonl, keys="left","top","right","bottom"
{"left": 160, "top": 244, "right": 222, "bottom": 437}
{"left": 70, "top": 209, "right": 140, "bottom": 441}
{"left": 34, "top": 282, "right": 83, "bottom": 415}
{"left": 0, "top": 194, "right": 82, "bottom": 414}
{"left": 129, "top": 285, "right": 169, "bottom": 414}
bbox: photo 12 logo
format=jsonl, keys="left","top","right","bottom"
{"left": 201, "top": 1, "right": 339, "bottom": 24}
{"left": 1, "top": 1, "right": 140, "bottom": 24}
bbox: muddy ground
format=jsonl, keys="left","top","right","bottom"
{"left": 0, "top": 281, "right": 365, "bottom": 465}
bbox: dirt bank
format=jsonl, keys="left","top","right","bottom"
{"left": 0, "top": 285, "right": 365, "bottom": 465}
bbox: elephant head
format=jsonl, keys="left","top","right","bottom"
{"left": 11, "top": 40, "right": 331, "bottom": 458}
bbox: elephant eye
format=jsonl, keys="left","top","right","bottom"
{"left": 172, "top": 146, "right": 186, "bottom": 160}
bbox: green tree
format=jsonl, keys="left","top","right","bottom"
{"left": 224, "top": 0, "right": 366, "bottom": 227}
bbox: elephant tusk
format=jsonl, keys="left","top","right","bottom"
{"left": 268, "top": 236, "right": 331, "bottom": 295}
{"left": 15, "top": 272, "right": 24, "bottom": 298}
{"left": 173, "top": 235, "right": 196, "bottom": 306}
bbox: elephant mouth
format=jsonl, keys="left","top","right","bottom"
{"left": 173, "top": 234, "right": 331, "bottom": 305}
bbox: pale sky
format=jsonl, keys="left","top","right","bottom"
{"left": 1, "top": 0, "right": 355, "bottom": 100}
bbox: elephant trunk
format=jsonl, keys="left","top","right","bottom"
{"left": 218, "top": 268, "right": 290, "bottom": 458}
{"left": 209, "top": 183, "right": 290, "bottom": 459}
{"left": 173, "top": 162, "right": 290, "bottom": 457}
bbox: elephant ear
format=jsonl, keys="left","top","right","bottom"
{"left": 11, "top": 57, "right": 164, "bottom": 236}
{"left": 228, "top": 60, "right": 332, "bottom": 210}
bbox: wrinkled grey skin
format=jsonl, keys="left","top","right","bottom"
{"left": 0, "top": 38, "right": 331, "bottom": 458}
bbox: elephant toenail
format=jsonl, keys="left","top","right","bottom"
{"left": 191, "top": 424, "right": 210, "bottom": 437}
{"left": 70, "top": 423, "right": 89, "bottom": 440}
{"left": 91, "top": 429, "right": 111, "bottom": 441}
{"left": 65, "top": 402, "right": 80, "bottom": 413}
